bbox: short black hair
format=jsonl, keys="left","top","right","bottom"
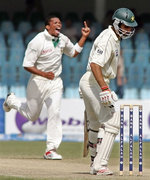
{"left": 45, "top": 14, "right": 61, "bottom": 26}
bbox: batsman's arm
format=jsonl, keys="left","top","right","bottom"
{"left": 90, "top": 62, "right": 118, "bottom": 113}
{"left": 90, "top": 62, "right": 109, "bottom": 90}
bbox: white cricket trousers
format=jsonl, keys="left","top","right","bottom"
{"left": 13, "top": 75, "right": 63, "bottom": 151}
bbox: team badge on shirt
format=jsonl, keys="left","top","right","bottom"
{"left": 41, "top": 48, "right": 53, "bottom": 55}
{"left": 97, "top": 49, "right": 103, "bottom": 55}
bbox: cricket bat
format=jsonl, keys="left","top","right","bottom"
{"left": 83, "top": 110, "right": 89, "bottom": 157}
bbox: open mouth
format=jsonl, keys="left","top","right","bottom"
{"left": 55, "top": 28, "right": 61, "bottom": 34}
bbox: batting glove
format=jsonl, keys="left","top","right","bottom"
{"left": 99, "top": 90, "right": 112, "bottom": 104}
{"left": 100, "top": 90, "right": 118, "bottom": 114}
{"left": 99, "top": 87, "right": 118, "bottom": 105}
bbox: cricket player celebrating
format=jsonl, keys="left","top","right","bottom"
{"left": 79, "top": 8, "right": 137, "bottom": 175}
{"left": 3, "top": 14, "right": 90, "bottom": 160}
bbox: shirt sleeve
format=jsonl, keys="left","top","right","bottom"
{"left": 63, "top": 37, "right": 75, "bottom": 57}
{"left": 90, "top": 40, "right": 112, "bottom": 67}
{"left": 23, "top": 42, "right": 39, "bottom": 67}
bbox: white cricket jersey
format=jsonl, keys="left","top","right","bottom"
{"left": 87, "top": 25, "right": 120, "bottom": 80}
{"left": 23, "top": 29, "right": 76, "bottom": 78}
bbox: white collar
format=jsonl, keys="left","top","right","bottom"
{"left": 108, "top": 25, "right": 119, "bottom": 42}
{"left": 44, "top": 29, "right": 60, "bottom": 40}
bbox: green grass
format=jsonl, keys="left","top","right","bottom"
{"left": 0, "top": 141, "right": 149, "bottom": 180}
{"left": 0, "top": 141, "right": 84, "bottom": 159}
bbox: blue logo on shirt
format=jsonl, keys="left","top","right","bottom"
{"left": 115, "top": 49, "right": 118, "bottom": 56}
{"left": 97, "top": 49, "right": 103, "bottom": 54}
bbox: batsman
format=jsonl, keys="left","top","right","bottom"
{"left": 79, "top": 8, "right": 137, "bottom": 175}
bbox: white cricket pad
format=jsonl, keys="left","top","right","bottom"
{"left": 104, "top": 111, "right": 120, "bottom": 135}
{"left": 93, "top": 131, "right": 115, "bottom": 171}
{"left": 89, "top": 130, "right": 98, "bottom": 158}
{"left": 96, "top": 127, "right": 105, "bottom": 153}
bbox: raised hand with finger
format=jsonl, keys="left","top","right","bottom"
{"left": 73, "top": 21, "right": 91, "bottom": 56}
{"left": 81, "top": 21, "right": 91, "bottom": 38}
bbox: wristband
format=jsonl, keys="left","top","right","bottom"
{"left": 101, "top": 86, "right": 109, "bottom": 91}
{"left": 74, "top": 43, "right": 83, "bottom": 53}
